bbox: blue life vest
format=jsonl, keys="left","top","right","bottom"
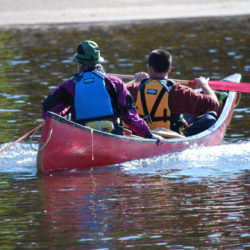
{"left": 74, "top": 70, "right": 114, "bottom": 121}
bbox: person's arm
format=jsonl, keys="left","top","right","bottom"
{"left": 126, "top": 71, "right": 149, "bottom": 86}
{"left": 169, "top": 83, "right": 220, "bottom": 116}
{"left": 126, "top": 72, "right": 149, "bottom": 103}
{"left": 42, "top": 79, "right": 74, "bottom": 119}
{"left": 133, "top": 72, "right": 149, "bottom": 83}
{"left": 194, "top": 77, "right": 219, "bottom": 105}
{"left": 107, "top": 75, "right": 163, "bottom": 143}
{"left": 124, "top": 108, "right": 163, "bottom": 144}
{"left": 113, "top": 77, "right": 150, "bottom": 138}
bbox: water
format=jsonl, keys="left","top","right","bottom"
{"left": 0, "top": 16, "right": 250, "bottom": 248}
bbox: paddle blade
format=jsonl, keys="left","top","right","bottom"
{"left": 208, "top": 81, "right": 250, "bottom": 93}
{"left": 186, "top": 80, "right": 250, "bottom": 93}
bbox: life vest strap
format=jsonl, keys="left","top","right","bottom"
{"left": 140, "top": 84, "right": 149, "bottom": 117}
{"left": 140, "top": 114, "right": 171, "bottom": 123}
{"left": 150, "top": 86, "right": 167, "bottom": 121}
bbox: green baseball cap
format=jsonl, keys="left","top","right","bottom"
{"left": 73, "top": 40, "right": 104, "bottom": 66}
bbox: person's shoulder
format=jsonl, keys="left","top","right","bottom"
{"left": 127, "top": 80, "right": 140, "bottom": 89}
{"left": 166, "top": 79, "right": 176, "bottom": 87}
{"left": 62, "top": 78, "right": 75, "bottom": 87}
{"left": 170, "top": 83, "right": 188, "bottom": 91}
{"left": 170, "top": 83, "right": 197, "bottom": 98}
{"left": 58, "top": 78, "right": 75, "bottom": 94}
{"left": 105, "top": 74, "right": 124, "bottom": 83}
{"left": 105, "top": 74, "right": 126, "bottom": 89}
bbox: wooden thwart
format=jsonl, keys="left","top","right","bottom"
{"left": 152, "top": 127, "right": 185, "bottom": 138}
{"left": 123, "top": 127, "right": 184, "bottom": 139}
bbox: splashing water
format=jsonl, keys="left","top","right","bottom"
{"left": 0, "top": 143, "right": 37, "bottom": 176}
{"left": 1, "top": 141, "right": 249, "bottom": 182}
{"left": 122, "top": 142, "right": 250, "bottom": 182}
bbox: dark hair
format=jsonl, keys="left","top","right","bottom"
{"left": 77, "top": 63, "right": 103, "bottom": 73}
{"left": 78, "top": 63, "right": 96, "bottom": 73}
{"left": 147, "top": 49, "right": 172, "bottom": 73}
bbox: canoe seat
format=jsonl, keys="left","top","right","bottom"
{"left": 123, "top": 128, "right": 141, "bottom": 138}
{"left": 123, "top": 127, "right": 184, "bottom": 139}
{"left": 85, "top": 120, "right": 114, "bottom": 133}
{"left": 152, "top": 127, "right": 185, "bottom": 139}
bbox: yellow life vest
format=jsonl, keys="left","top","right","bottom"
{"left": 135, "top": 79, "right": 173, "bottom": 130}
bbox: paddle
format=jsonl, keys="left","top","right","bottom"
{"left": 0, "top": 123, "right": 44, "bottom": 154}
{"left": 174, "top": 79, "right": 250, "bottom": 93}
{"left": 109, "top": 73, "right": 250, "bottom": 93}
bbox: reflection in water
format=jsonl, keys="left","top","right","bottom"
{"left": 0, "top": 140, "right": 249, "bottom": 248}
{"left": 0, "top": 16, "right": 249, "bottom": 249}
{"left": 38, "top": 167, "right": 249, "bottom": 248}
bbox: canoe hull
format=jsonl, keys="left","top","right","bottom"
{"left": 37, "top": 74, "right": 240, "bottom": 173}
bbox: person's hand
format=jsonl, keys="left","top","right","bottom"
{"left": 194, "top": 77, "right": 209, "bottom": 89}
{"left": 134, "top": 72, "right": 149, "bottom": 82}
{"left": 151, "top": 134, "right": 164, "bottom": 145}
{"left": 194, "top": 76, "right": 218, "bottom": 102}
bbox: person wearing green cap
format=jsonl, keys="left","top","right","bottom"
{"left": 73, "top": 40, "right": 104, "bottom": 66}
{"left": 42, "top": 40, "right": 163, "bottom": 143}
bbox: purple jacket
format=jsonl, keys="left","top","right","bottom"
{"left": 42, "top": 74, "right": 152, "bottom": 138}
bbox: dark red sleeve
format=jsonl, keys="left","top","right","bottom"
{"left": 126, "top": 81, "right": 140, "bottom": 103}
{"left": 169, "top": 85, "right": 219, "bottom": 116}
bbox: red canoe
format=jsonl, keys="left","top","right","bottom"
{"left": 37, "top": 74, "right": 241, "bottom": 173}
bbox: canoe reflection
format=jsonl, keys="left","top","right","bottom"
{"left": 41, "top": 166, "right": 174, "bottom": 245}
{"left": 42, "top": 168, "right": 117, "bottom": 230}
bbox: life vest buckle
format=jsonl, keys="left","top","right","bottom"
{"left": 143, "top": 115, "right": 152, "bottom": 124}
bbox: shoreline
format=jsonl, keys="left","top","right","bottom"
{"left": 0, "top": 0, "right": 249, "bottom": 29}
{"left": 1, "top": 15, "right": 250, "bottom": 31}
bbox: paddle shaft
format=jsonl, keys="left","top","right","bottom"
{"left": 0, "top": 123, "right": 44, "bottom": 154}
{"left": 109, "top": 73, "right": 249, "bottom": 93}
